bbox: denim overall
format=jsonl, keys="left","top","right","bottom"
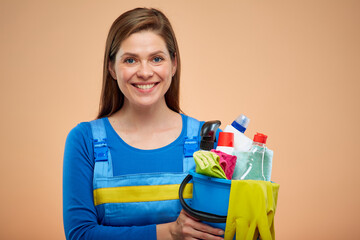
{"left": 90, "top": 117, "right": 202, "bottom": 226}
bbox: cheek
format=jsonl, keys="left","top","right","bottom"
{"left": 117, "top": 67, "right": 136, "bottom": 82}
{"left": 157, "top": 65, "right": 173, "bottom": 79}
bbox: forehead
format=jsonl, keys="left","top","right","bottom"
{"left": 118, "top": 31, "right": 168, "bottom": 55}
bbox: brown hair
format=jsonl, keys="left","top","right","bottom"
{"left": 97, "top": 8, "right": 181, "bottom": 118}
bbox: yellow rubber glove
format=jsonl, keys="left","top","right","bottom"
{"left": 224, "top": 180, "right": 279, "bottom": 240}
{"left": 193, "top": 150, "right": 227, "bottom": 179}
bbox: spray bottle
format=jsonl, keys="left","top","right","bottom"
{"left": 200, "top": 120, "right": 221, "bottom": 150}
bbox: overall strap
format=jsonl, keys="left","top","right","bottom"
{"left": 90, "top": 118, "right": 113, "bottom": 178}
{"left": 183, "top": 116, "right": 203, "bottom": 172}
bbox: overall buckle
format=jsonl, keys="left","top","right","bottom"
{"left": 184, "top": 137, "right": 199, "bottom": 157}
{"left": 93, "top": 139, "right": 108, "bottom": 161}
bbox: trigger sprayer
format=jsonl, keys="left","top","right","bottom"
{"left": 200, "top": 120, "right": 221, "bottom": 150}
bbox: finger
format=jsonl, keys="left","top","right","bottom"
{"left": 179, "top": 210, "right": 224, "bottom": 236}
{"left": 186, "top": 226, "right": 224, "bottom": 240}
{"left": 191, "top": 221, "right": 224, "bottom": 237}
{"left": 181, "top": 210, "right": 201, "bottom": 222}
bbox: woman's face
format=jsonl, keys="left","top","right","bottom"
{"left": 109, "top": 31, "right": 177, "bottom": 110}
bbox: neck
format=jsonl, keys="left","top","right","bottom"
{"left": 111, "top": 98, "right": 178, "bottom": 130}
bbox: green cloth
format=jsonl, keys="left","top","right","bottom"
{"left": 193, "top": 150, "right": 227, "bottom": 179}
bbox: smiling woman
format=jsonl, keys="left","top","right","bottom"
{"left": 62, "top": 7, "right": 224, "bottom": 240}
{"left": 98, "top": 8, "right": 182, "bottom": 118}
{"left": 108, "top": 31, "right": 177, "bottom": 110}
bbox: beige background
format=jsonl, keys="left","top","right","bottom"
{"left": 1, "top": 0, "right": 359, "bottom": 239}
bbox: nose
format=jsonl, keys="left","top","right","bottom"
{"left": 136, "top": 61, "right": 154, "bottom": 79}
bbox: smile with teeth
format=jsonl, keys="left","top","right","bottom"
{"left": 134, "top": 83, "right": 157, "bottom": 90}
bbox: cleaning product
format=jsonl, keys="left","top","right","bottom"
{"left": 232, "top": 149, "right": 273, "bottom": 181}
{"left": 224, "top": 114, "right": 252, "bottom": 152}
{"left": 200, "top": 120, "right": 221, "bottom": 150}
{"left": 240, "top": 133, "right": 273, "bottom": 181}
{"left": 216, "top": 132, "right": 234, "bottom": 155}
{"left": 232, "top": 151, "right": 250, "bottom": 180}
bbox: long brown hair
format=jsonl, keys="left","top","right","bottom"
{"left": 97, "top": 8, "right": 182, "bottom": 119}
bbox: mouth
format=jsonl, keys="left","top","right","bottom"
{"left": 132, "top": 83, "right": 158, "bottom": 90}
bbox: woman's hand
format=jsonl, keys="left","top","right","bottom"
{"left": 169, "top": 209, "right": 224, "bottom": 240}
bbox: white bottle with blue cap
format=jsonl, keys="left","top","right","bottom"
{"left": 224, "top": 114, "right": 253, "bottom": 151}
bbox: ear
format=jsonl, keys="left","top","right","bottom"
{"left": 171, "top": 53, "right": 177, "bottom": 77}
{"left": 108, "top": 61, "right": 117, "bottom": 80}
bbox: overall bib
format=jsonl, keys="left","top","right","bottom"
{"left": 90, "top": 117, "right": 202, "bottom": 226}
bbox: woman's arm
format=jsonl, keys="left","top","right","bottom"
{"left": 63, "top": 123, "right": 157, "bottom": 240}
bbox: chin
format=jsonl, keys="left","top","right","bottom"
{"left": 132, "top": 99, "right": 165, "bottom": 109}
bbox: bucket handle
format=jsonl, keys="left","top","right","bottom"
{"left": 179, "top": 174, "right": 227, "bottom": 223}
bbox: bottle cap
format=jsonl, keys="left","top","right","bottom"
{"left": 231, "top": 114, "right": 250, "bottom": 133}
{"left": 217, "top": 132, "right": 234, "bottom": 147}
{"left": 253, "top": 133, "right": 267, "bottom": 144}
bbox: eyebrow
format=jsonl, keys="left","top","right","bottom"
{"left": 120, "top": 50, "right": 167, "bottom": 58}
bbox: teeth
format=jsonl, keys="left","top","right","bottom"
{"left": 135, "top": 84, "right": 155, "bottom": 89}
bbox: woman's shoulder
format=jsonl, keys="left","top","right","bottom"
{"left": 64, "top": 121, "right": 95, "bottom": 166}
{"left": 66, "top": 117, "right": 111, "bottom": 138}
{"left": 65, "top": 120, "right": 93, "bottom": 145}
{"left": 180, "top": 114, "right": 205, "bottom": 130}
{"left": 180, "top": 114, "right": 203, "bottom": 124}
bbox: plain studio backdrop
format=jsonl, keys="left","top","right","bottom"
{"left": 0, "top": 0, "right": 359, "bottom": 239}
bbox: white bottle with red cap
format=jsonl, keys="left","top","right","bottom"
{"left": 216, "top": 132, "right": 234, "bottom": 155}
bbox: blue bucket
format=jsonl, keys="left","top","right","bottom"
{"left": 179, "top": 170, "right": 232, "bottom": 231}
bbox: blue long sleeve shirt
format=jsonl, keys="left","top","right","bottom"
{"left": 63, "top": 114, "right": 206, "bottom": 240}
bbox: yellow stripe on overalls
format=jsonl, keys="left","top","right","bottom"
{"left": 94, "top": 183, "right": 193, "bottom": 206}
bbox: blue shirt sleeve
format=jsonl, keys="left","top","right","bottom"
{"left": 62, "top": 123, "right": 157, "bottom": 240}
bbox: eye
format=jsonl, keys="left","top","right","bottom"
{"left": 124, "top": 58, "right": 136, "bottom": 64}
{"left": 152, "top": 56, "right": 164, "bottom": 63}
